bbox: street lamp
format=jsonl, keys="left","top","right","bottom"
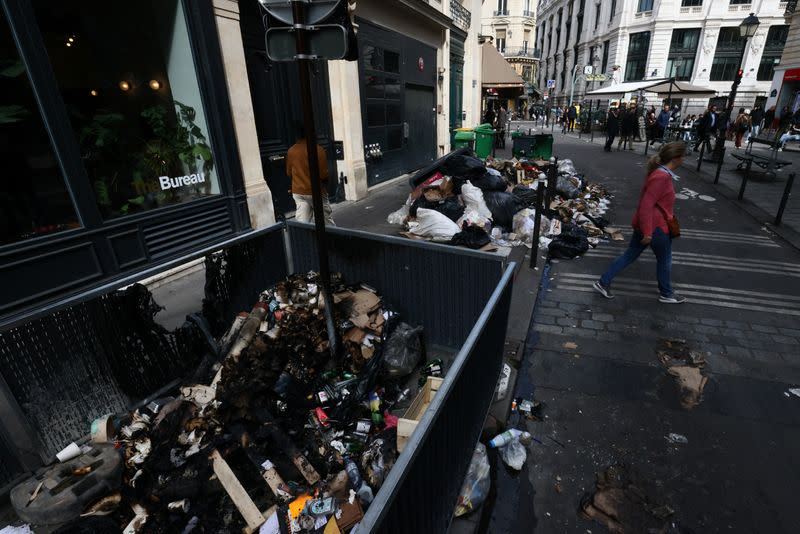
{"left": 712, "top": 12, "right": 760, "bottom": 160}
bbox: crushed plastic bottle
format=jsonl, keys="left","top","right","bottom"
{"left": 488, "top": 429, "right": 531, "bottom": 449}
{"left": 344, "top": 458, "right": 374, "bottom": 505}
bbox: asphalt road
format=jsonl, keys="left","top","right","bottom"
{"left": 484, "top": 134, "right": 800, "bottom": 533}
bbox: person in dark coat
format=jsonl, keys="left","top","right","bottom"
{"left": 484, "top": 106, "right": 496, "bottom": 126}
{"left": 568, "top": 104, "right": 578, "bottom": 132}
{"left": 618, "top": 104, "right": 637, "bottom": 150}
{"left": 750, "top": 105, "right": 764, "bottom": 139}
{"left": 693, "top": 104, "right": 718, "bottom": 154}
{"left": 605, "top": 107, "right": 620, "bottom": 152}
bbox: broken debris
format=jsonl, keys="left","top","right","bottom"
{"left": 657, "top": 338, "right": 709, "bottom": 410}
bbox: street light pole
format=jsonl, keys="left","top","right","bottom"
{"left": 712, "top": 12, "right": 760, "bottom": 161}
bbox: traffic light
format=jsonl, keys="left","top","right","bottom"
{"left": 735, "top": 68, "right": 744, "bottom": 84}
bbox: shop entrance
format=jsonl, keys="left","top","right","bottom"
{"left": 405, "top": 85, "right": 436, "bottom": 169}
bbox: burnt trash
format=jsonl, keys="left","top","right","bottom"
{"left": 11, "top": 272, "right": 430, "bottom": 533}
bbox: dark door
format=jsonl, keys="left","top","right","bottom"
{"left": 405, "top": 85, "right": 436, "bottom": 170}
{"left": 239, "top": 0, "right": 337, "bottom": 217}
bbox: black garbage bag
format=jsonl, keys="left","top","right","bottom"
{"left": 450, "top": 224, "right": 491, "bottom": 249}
{"left": 548, "top": 223, "right": 589, "bottom": 259}
{"left": 556, "top": 174, "right": 582, "bottom": 199}
{"left": 483, "top": 191, "right": 526, "bottom": 230}
{"left": 410, "top": 195, "right": 464, "bottom": 222}
{"left": 512, "top": 185, "right": 538, "bottom": 207}
{"left": 440, "top": 154, "right": 486, "bottom": 180}
{"left": 383, "top": 322, "right": 424, "bottom": 378}
{"left": 471, "top": 170, "right": 508, "bottom": 192}
{"left": 585, "top": 213, "right": 610, "bottom": 229}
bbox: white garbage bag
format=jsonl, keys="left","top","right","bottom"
{"left": 409, "top": 208, "right": 460, "bottom": 241}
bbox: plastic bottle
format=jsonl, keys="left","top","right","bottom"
{"left": 488, "top": 429, "right": 532, "bottom": 449}
{"left": 344, "top": 458, "right": 374, "bottom": 505}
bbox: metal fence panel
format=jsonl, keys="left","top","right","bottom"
{"left": 358, "top": 263, "right": 515, "bottom": 532}
{"left": 287, "top": 222, "right": 507, "bottom": 347}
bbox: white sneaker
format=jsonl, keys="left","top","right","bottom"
{"left": 659, "top": 294, "right": 686, "bottom": 304}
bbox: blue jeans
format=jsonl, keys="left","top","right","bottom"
{"left": 600, "top": 228, "right": 674, "bottom": 297}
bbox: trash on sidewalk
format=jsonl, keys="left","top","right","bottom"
{"left": 665, "top": 433, "right": 688, "bottom": 444}
{"left": 657, "top": 338, "right": 709, "bottom": 410}
{"left": 489, "top": 429, "right": 532, "bottom": 471}
{"left": 580, "top": 464, "right": 675, "bottom": 534}
{"left": 454, "top": 442, "right": 491, "bottom": 517}
{"left": 10, "top": 272, "right": 442, "bottom": 532}
{"left": 785, "top": 385, "right": 800, "bottom": 398}
{"left": 391, "top": 154, "right": 613, "bottom": 254}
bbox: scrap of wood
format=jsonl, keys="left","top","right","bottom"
{"left": 292, "top": 453, "right": 321, "bottom": 486}
{"left": 209, "top": 449, "right": 265, "bottom": 532}
{"left": 243, "top": 505, "right": 279, "bottom": 534}
{"left": 26, "top": 481, "right": 43, "bottom": 507}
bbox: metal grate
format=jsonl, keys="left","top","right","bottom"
{"left": 451, "top": 0, "right": 471, "bottom": 31}
{"left": 143, "top": 204, "right": 233, "bottom": 259}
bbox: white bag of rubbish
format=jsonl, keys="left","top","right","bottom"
{"left": 409, "top": 208, "right": 460, "bottom": 241}
{"left": 387, "top": 196, "right": 412, "bottom": 225}
{"left": 512, "top": 209, "right": 537, "bottom": 244}
{"left": 460, "top": 182, "right": 492, "bottom": 220}
{"left": 489, "top": 429, "right": 531, "bottom": 471}
{"left": 454, "top": 442, "right": 491, "bottom": 517}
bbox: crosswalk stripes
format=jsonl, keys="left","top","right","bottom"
{"left": 553, "top": 273, "right": 800, "bottom": 317}
{"left": 584, "top": 249, "right": 800, "bottom": 278}
{"left": 625, "top": 228, "right": 780, "bottom": 247}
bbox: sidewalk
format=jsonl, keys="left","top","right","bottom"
{"left": 528, "top": 121, "right": 800, "bottom": 249}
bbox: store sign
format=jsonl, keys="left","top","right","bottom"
{"left": 784, "top": 68, "right": 800, "bottom": 81}
{"left": 547, "top": 79, "right": 555, "bottom": 88}
{"left": 418, "top": 57, "right": 424, "bottom": 71}
{"left": 159, "top": 173, "right": 207, "bottom": 190}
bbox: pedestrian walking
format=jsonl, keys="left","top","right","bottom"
{"left": 568, "top": 104, "right": 578, "bottom": 132}
{"left": 764, "top": 105, "right": 776, "bottom": 132}
{"left": 646, "top": 106, "right": 657, "bottom": 144}
{"left": 693, "top": 104, "right": 718, "bottom": 154}
{"left": 605, "top": 107, "right": 620, "bottom": 152}
{"left": 650, "top": 105, "right": 671, "bottom": 146}
{"left": 484, "top": 106, "right": 496, "bottom": 127}
{"left": 619, "top": 104, "right": 637, "bottom": 150}
{"left": 497, "top": 106, "right": 508, "bottom": 148}
{"left": 561, "top": 106, "right": 569, "bottom": 134}
{"left": 593, "top": 142, "right": 686, "bottom": 304}
{"left": 750, "top": 105, "right": 764, "bottom": 139}
{"left": 287, "top": 123, "right": 334, "bottom": 225}
{"left": 733, "top": 108, "right": 751, "bottom": 149}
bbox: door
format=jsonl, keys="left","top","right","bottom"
{"left": 239, "top": 0, "right": 337, "bottom": 217}
{"left": 405, "top": 85, "right": 436, "bottom": 170}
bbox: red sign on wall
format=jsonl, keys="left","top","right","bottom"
{"left": 418, "top": 57, "right": 424, "bottom": 72}
{"left": 784, "top": 68, "right": 800, "bottom": 81}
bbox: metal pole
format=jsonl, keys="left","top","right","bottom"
{"left": 292, "top": 1, "right": 338, "bottom": 359}
{"left": 775, "top": 173, "right": 796, "bottom": 225}
{"left": 738, "top": 157, "right": 751, "bottom": 199}
{"left": 530, "top": 180, "right": 545, "bottom": 268}
{"left": 696, "top": 141, "right": 705, "bottom": 172}
{"left": 590, "top": 99, "right": 595, "bottom": 142}
{"left": 546, "top": 156, "right": 558, "bottom": 207}
{"left": 715, "top": 147, "right": 726, "bottom": 185}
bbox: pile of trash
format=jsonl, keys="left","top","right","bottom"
{"left": 11, "top": 273, "right": 440, "bottom": 533}
{"left": 387, "top": 153, "right": 615, "bottom": 259}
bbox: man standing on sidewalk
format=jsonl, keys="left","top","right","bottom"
{"left": 568, "top": 104, "right": 577, "bottom": 132}
{"left": 605, "top": 107, "right": 620, "bottom": 152}
{"left": 750, "top": 105, "right": 764, "bottom": 140}
{"left": 287, "top": 123, "right": 334, "bottom": 225}
{"left": 651, "top": 104, "right": 671, "bottom": 146}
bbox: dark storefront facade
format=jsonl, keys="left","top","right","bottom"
{"left": 357, "top": 19, "right": 437, "bottom": 186}
{"left": 1, "top": 0, "right": 250, "bottom": 325}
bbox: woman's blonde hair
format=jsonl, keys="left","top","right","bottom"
{"left": 647, "top": 141, "right": 687, "bottom": 173}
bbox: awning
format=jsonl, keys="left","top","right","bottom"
{"left": 482, "top": 42, "right": 525, "bottom": 89}
{"left": 585, "top": 78, "right": 717, "bottom": 98}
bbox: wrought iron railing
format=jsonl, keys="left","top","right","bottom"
{"left": 451, "top": 0, "right": 471, "bottom": 31}
{"left": 785, "top": 0, "right": 797, "bottom": 16}
{"left": 493, "top": 9, "right": 509, "bottom": 15}
{"left": 503, "top": 47, "right": 541, "bottom": 59}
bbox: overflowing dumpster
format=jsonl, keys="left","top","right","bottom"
{"left": 0, "top": 221, "right": 514, "bottom": 533}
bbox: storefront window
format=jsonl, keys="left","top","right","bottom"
{"left": 32, "top": 0, "right": 220, "bottom": 219}
{"left": 1, "top": 11, "right": 79, "bottom": 245}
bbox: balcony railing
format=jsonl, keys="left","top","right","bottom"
{"left": 523, "top": 10, "right": 535, "bottom": 17}
{"left": 785, "top": 0, "right": 797, "bottom": 16}
{"left": 493, "top": 9, "right": 509, "bottom": 16}
{"left": 502, "top": 47, "right": 541, "bottom": 59}
{"left": 451, "top": 0, "right": 471, "bottom": 31}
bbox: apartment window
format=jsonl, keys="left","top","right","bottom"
{"left": 594, "top": 4, "right": 601, "bottom": 29}
{"left": 522, "top": 65, "right": 533, "bottom": 83}
{"left": 666, "top": 28, "right": 700, "bottom": 81}
{"left": 565, "top": 4, "right": 573, "bottom": 45}
{"left": 638, "top": 0, "right": 654, "bottom": 11}
{"left": 601, "top": 39, "right": 610, "bottom": 73}
{"left": 496, "top": 0, "right": 508, "bottom": 15}
{"left": 548, "top": 17, "right": 554, "bottom": 51}
{"left": 576, "top": 0, "right": 585, "bottom": 42}
{"left": 729, "top": 0, "right": 750, "bottom": 4}
{"left": 681, "top": 0, "right": 702, "bottom": 6}
{"left": 496, "top": 31, "right": 507, "bottom": 54}
{"left": 524, "top": 0, "right": 532, "bottom": 15}
{"left": 610, "top": 0, "right": 617, "bottom": 21}
{"left": 560, "top": 54, "right": 567, "bottom": 88}
{"left": 524, "top": 30, "right": 531, "bottom": 52}
{"left": 625, "top": 31, "right": 651, "bottom": 82}
{"left": 758, "top": 25, "right": 789, "bottom": 81}
{"left": 710, "top": 27, "right": 746, "bottom": 81}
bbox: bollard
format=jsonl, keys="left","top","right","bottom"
{"left": 530, "top": 180, "right": 545, "bottom": 268}
{"left": 775, "top": 173, "right": 796, "bottom": 226}
{"left": 715, "top": 147, "right": 726, "bottom": 185}
{"left": 644, "top": 137, "right": 649, "bottom": 156}
{"left": 696, "top": 141, "right": 705, "bottom": 172}
{"left": 546, "top": 156, "right": 559, "bottom": 208}
{"left": 737, "top": 158, "right": 752, "bottom": 200}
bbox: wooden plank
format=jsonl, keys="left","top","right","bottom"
{"left": 210, "top": 449, "right": 265, "bottom": 532}
{"left": 243, "top": 505, "right": 278, "bottom": 534}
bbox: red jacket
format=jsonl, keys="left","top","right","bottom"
{"left": 632, "top": 167, "right": 676, "bottom": 237}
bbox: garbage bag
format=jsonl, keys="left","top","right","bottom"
{"left": 471, "top": 171, "right": 508, "bottom": 192}
{"left": 512, "top": 185, "right": 538, "bottom": 207}
{"left": 383, "top": 322, "right": 424, "bottom": 377}
{"left": 483, "top": 191, "right": 527, "bottom": 230}
{"left": 411, "top": 196, "right": 464, "bottom": 222}
{"left": 558, "top": 159, "right": 577, "bottom": 175}
{"left": 512, "top": 209, "right": 537, "bottom": 243}
{"left": 440, "top": 154, "right": 486, "bottom": 180}
{"left": 460, "top": 182, "right": 492, "bottom": 220}
{"left": 450, "top": 224, "right": 491, "bottom": 249}
{"left": 454, "top": 442, "right": 491, "bottom": 517}
{"left": 548, "top": 223, "right": 589, "bottom": 259}
{"left": 499, "top": 438, "right": 527, "bottom": 471}
{"left": 556, "top": 174, "right": 582, "bottom": 199}
{"left": 409, "top": 208, "right": 461, "bottom": 240}
{"left": 387, "top": 201, "right": 410, "bottom": 225}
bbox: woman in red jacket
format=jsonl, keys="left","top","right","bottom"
{"left": 593, "top": 142, "right": 686, "bottom": 304}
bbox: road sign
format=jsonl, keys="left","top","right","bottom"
{"left": 258, "top": 0, "right": 341, "bottom": 24}
{"left": 266, "top": 25, "right": 348, "bottom": 61}
{"left": 584, "top": 74, "right": 608, "bottom": 82}
{"left": 547, "top": 79, "right": 556, "bottom": 88}
{"left": 583, "top": 65, "right": 594, "bottom": 75}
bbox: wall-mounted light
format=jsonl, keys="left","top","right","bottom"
{"left": 90, "top": 89, "right": 98, "bottom": 96}
{"left": 68, "top": 37, "right": 74, "bottom": 43}
{"left": 65, "top": 42, "right": 72, "bottom": 47}
{"left": 119, "top": 81, "right": 131, "bottom": 92}
{"left": 148, "top": 79, "right": 162, "bottom": 91}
